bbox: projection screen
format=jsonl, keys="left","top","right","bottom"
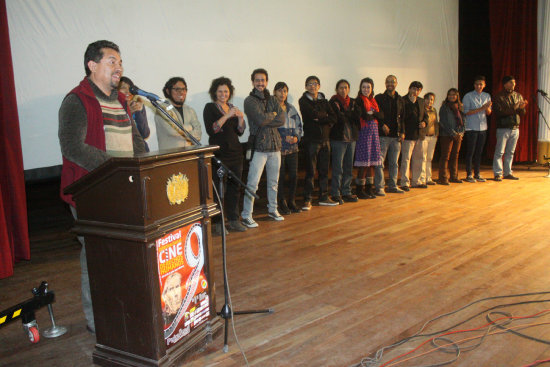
{"left": 6, "top": 0, "right": 458, "bottom": 171}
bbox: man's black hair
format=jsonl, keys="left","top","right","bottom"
{"left": 251, "top": 68, "right": 268, "bottom": 82}
{"left": 162, "top": 77, "right": 187, "bottom": 99}
{"left": 305, "top": 75, "right": 320, "bottom": 85}
{"left": 84, "top": 40, "right": 120, "bottom": 76}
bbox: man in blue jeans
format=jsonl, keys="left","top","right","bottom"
{"left": 329, "top": 79, "right": 360, "bottom": 204}
{"left": 463, "top": 75, "right": 492, "bottom": 183}
{"left": 492, "top": 75, "right": 528, "bottom": 181}
{"left": 374, "top": 75, "right": 405, "bottom": 195}
{"left": 241, "top": 68, "right": 285, "bottom": 228}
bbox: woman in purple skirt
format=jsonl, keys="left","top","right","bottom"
{"left": 354, "top": 78, "right": 383, "bottom": 199}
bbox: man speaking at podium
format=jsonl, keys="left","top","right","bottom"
{"left": 58, "top": 40, "right": 146, "bottom": 333}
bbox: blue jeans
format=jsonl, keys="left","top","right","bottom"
{"left": 464, "top": 130, "right": 487, "bottom": 177}
{"left": 242, "top": 151, "right": 281, "bottom": 218}
{"left": 330, "top": 140, "right": 356, "bottom": 197}
{"left": 375, "top": 136, "right": 401, "bottom": 190}
{"left": 303, "top": 140, "right": 331, "bottom": 201}
{"left": 493, "top": 128, "right": 519, "bottom": 177}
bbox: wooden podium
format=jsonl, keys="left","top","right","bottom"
{"left": 65, "top": 146, "right": 222, "bottom": 367}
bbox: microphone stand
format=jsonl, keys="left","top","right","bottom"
{"left": 535, "top": 91, "right": 550, "bottom": 178}
{"left": 148, "top": 97, "right": 273, "bottom": 353}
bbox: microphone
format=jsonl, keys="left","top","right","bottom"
{"left": 130, "top": 85, "right": 166, "bottom": 102}
{"left": 537, "top": 89, "right": 548, "bottom": 97}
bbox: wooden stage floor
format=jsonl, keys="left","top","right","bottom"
{"left": 1, "top": 164, "right": 550, "bottom": 367}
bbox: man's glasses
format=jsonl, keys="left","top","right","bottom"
{"left": 172, "top": 87, "right": 187, "bottom": 93}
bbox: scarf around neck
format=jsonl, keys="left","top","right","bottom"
{"left": 448, "top": 102, "right": 464, "bottom": 127}
{"left": 360, "top": 94, "right": 379, "bottom": 128}
{"left": 332, "top": 94, "right": 350, "bottom": 109}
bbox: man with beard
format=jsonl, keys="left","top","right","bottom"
{"left": 59, "top": 40, "right": 146, "bottom": 333}
{"left": 374, "top": 75, "right": 404, "bottom": 195}
{"left": 241, "top": 68, "right": 286, "bottom": 228}
{"left": 155, "top": 77, "right": 202, "bottom": 149}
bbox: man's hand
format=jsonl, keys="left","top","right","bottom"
{"left": 382, "top": 124, "right": 390, "bottom": 135}
{"left": 129, "top": 99, "right": 143, "bottom": 114}
{"left": 519, "top": 100, "right": 528, "bottom": 109}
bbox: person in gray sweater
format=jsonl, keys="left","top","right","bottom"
{"left": 241, "top": 68, "right": 285, "bottom": 228}
{"left": 58, "top": 40, "right": 146, "bottom": 334}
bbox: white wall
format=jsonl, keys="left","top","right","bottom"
{"left": 6, "top": 0, "right": 458, "bottom": 170}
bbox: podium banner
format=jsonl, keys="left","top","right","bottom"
{"left": 156, "top": 222, "right": 210, "bottom": 348}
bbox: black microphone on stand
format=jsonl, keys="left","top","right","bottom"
{"left": 537, "top": 89, "right": 548, "bottom": 97}
{"left": 129, "top": 85, "right": 168, "bottom": 103}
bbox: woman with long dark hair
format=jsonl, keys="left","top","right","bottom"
{"left": 353, "top": 78, "right": 383, "bottom": 199}
{"left": 274, "top": 81, "right": 303, "bottom": 214}
{"left": 437, "top": 88, "right": 465, "bottom": 185}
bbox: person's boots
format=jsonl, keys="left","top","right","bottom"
{"left": 365, "top": 183, "right": 376, "bottom": 199}
{"left": 356, "top": 179, "right": 369, "bottom": 199}
{"left": 366, "top": 177, "right": 376, "bottom": 199}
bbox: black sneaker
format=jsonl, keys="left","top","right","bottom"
{"left": 386, "top": 187, "right": 405, "bottom": 193}
{"left": 400, "top": 186, "right": 410, "bottom": 192}
{"left": 411, "top": 184, "right": 428, "bottom": 188}
{"left": 465, "top": 176, "right": 476, "bottom": 183}
{"left": 319, "top": 197, "right": 339, "bottom": 206}
{"left": 278, "top": 201, "right": 291, "bottom": 215}
{"left": 494, "top": 175, "right": 503, "bottom": 182}
{"left": 288, "top": 201, "right": 302, "bottom": 213}
{"left": 331, "top": 196, "right": 344, "bottom": 205}
{"left": 503, "top": 174, "right": 519, "bottom": 180}
{"left": 342, "top": 194, "right": 359, "bottom": 202}
{"left": 227, "top": 220, "right": 247, "bottom": 232}
{"left": 474, "top": 175, "right": 486, "bottom": 182}
{"left": 302, "top": 201, "right": 312, "bottom": 211}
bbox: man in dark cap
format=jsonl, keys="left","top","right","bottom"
{"left": 492, "top": 75, "right": 528, "bottom": 181}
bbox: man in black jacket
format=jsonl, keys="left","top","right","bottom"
{"left": 374, "top": 75, "right": 404, "bottom": 195}
{"left": 299, "top": 76, "right": 338, "bottom": 210}
{"left": 398, "top": 81, "right": 428, "bottom": 191}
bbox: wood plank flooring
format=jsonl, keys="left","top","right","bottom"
{"left": 1, "top": 164, "right": 550, "bottom": 367}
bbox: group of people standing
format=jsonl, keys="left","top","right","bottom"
{"left": 76, "top": 43, "right": 529, "bottom": 235}
{"left": 59, "top": 40, "right": 529, "bottom": 332}
{"left": 119, "top": 68, "right": 528, "bottom": 234}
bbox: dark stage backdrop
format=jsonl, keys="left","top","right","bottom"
{"left": 0, "top": 0, "right": 30, "bottom": 279}
{"left": 488, "top": 0, "right": 538, "bottom": 162}
{"left": 459, "top": 0, "right": 538, "bottom": 162}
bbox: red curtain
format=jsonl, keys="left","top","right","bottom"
{"left": 0, "top": 0, "right": 30, "bottom": 279}
{"left": 488, "top": 0, "right": 538, "bottom": 161}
